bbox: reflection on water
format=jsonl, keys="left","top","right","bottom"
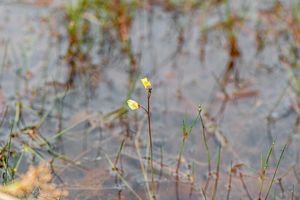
{"left": 0, "top": 0, "right": 299, "bottom": 199}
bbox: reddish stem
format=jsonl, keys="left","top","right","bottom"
{"left": 147, "top": 91, "right": 155, "bottom": 199}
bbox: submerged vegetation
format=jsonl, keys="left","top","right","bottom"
{"left": 0, "top": 0, "right": 299, "bottom": 199}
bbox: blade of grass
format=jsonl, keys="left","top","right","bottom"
{"left": 258, "top": 141, "right": 275, "bottom": 199}
{"left": 176, "top": 110, "right": 200, "bottom": 174}
{"left": 264, "top": 144, "right": 287, "bottom": 200}
{"left": 13, "top": 151, "right": 24, "bottom": 175}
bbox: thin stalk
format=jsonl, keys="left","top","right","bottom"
{"left": 156, "top": 145, "right": 164, "bottom": 192}
{"left": 239, "top": 172, "right": 253, "bottom": 200}
{"left": 23, "top": 144, "right": 45, "bottom": 161}
{"left": 201, "top": 188, "right": 207, "bottom": 200}
{"left": 277, "top": 177, "right": 285, "bottom": 198}
{"left": 176, "top": 114, "right": 188, "bottom": 175}
{"left": 211, "top": 146, "right": 221, "bottom": 200}
{"left": 258, "top": 141, "right": 275, "bottom": 200}
{"left": 4, "top": 126, "right": 13, "bottom": 184}
{"left": 273, "top": 188, "right": 277, "bottom": 200}
{"left": 264, "top": 144, "right": 287, "bottom": 200}
{"left": 13, "top": 151, "right": 24, "bottom": 174}
{"left": 199, "top": 109, "right": 211, "bottom": 174}
{"left": 104, "top": 154, "right": 143, "bottom": 200}
{"left": 113, "top": 137, "right": 126, "bottom": 170}
{"left": 191, "top": 161, "right": 195, "bottom": 182}
{"left": 0, "top": 39, "right": 8, "bottom": 83}
{"left": 188, "top": 161, "right": 196, "bottom": 198}
{"left": 0, "top": 106, "right": 8, "bottom": 129}
{"left": 160, "top": 145, "right": 163, "bottom": 174}
{"left": 176, "top": 138, "right": 186, "bottom": 174}
{"left": 13, "top": 101, "right": 21, "bottom": 132}
{"left": 226, "top": 161, "right": 233, "bottom": 200}
{"left": 177, "top": 111, "right": 200, "bottom": 175}
{"left": 204, "top": 175, "right": 212, "bottom": 196}
{"left": 134, "top": 116, "right": 152, "bottom": 200}
{"left": 291, "top": 185, "right": 294, "bottom": 200}
{"left": 147, "top": 92, "right": 155, "bottom": 199}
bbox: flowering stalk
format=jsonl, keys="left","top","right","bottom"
{"left": 141, "top": 77, "right": 155, "bottom": 199}
{"left": 127, "top": 77, "right": 155, "bottom": 199}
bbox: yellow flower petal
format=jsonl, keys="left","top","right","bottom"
{"left": 141, "top": 77, "right": 152, "bottom": 90}
{"left": 127, "top": 99, "right": 139, "bottom": 110}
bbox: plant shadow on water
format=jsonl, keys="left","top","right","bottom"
{"left": 0, "top": 0, "right": 299, "bottom": 199}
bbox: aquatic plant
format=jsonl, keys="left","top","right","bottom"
{"left": 127, "top": 77, "right": 156, "bottom": 199}
{"left": 176, "top": 109, "right": 201, "bottom": 174}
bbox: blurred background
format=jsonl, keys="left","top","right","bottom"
{"left": 0, "top": 0, "right": 299, "bottom": 199}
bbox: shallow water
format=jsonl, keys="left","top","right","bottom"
{"left": 0, "top": 0, "right": 299, "bottom": 199}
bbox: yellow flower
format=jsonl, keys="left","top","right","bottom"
{"left": 127, "top": 99, "right": 139, "bottom": 110}
{"left": 141, "top": 77, "right": 152, "bottom": 90}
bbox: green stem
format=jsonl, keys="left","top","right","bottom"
{"left": 264, "top": 144, "right": 287, "bottom": 200}
{"left": 258, "top": 141, "right": 275, "bottom": 199}
{"left": 176, "top": 138, "right": 186, "bottom": 174}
